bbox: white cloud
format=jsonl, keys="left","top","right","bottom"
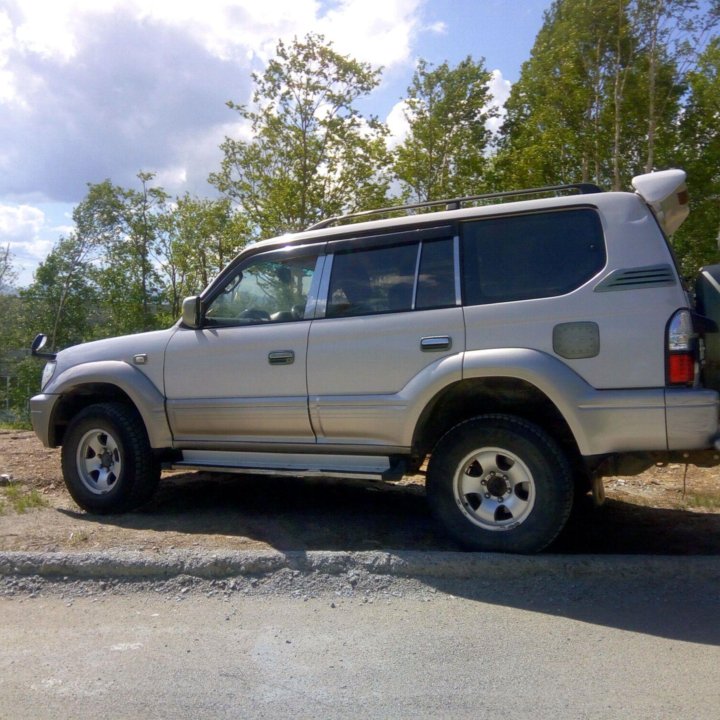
{"left": 0, "top": 204, "right": 45, "bottom": 241}
{"left": 488, "top": 69, "right": 512, "bottom": 107}
{"left": 486, "top": 69, "right": 512, "bottom": 134}
{"left": 314, "top": 0, "right": 423, "bottom": 68}
{"left": 0, "top": 9, "right": 20, "bottom": 104}
{"left": 1, "top": 8, "right": 247, "bottom": 201}
{"left": 385, "top": 100, "right": 412, "bottom": 148}
{"left": 424, "top": 20, "right": 447, "bottom": 34}
{"left": 0, "top": 0, "right": 426, "bottom": 206}
{"left": 0, "top": 203, "right": 59, "bottom": 285}
{"left": 0, "top": 0, "right": 429, "bottom": 284}
{"left": 7, "top": 0, "right": 424, "bottom": 67}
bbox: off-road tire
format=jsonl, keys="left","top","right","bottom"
{"left": 426, "top": 414, "right": 574, "bottom": 553}
{"left": 61, "top": 402, "right": 160, "bottom": 514}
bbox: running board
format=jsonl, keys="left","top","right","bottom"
{"left": 171, "top": 450, "right": 406, "bottom": 481}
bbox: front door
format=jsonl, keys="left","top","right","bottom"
{"left": 164, "top": 247, "right": 323, "bottom": 446}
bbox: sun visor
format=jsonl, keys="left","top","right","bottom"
{"left": 631, "top": 169, "right": 689, "bottom": 235}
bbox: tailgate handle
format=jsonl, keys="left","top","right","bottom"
{"left": 421, "top": 336, "right": 452, "bottom": 352}
{"left": 268, "top": 350, "right": 295, "bottom": 365}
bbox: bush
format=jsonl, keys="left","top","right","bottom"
{"left": 0, "top": 357, "right": 42, "bottom": 425}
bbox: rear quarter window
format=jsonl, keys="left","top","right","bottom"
{"left": 461, "top": 208, "right": 606, "bottom": 305}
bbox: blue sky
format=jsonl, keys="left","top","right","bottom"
{"left": 0, "top": 0, "right": 550, "bottom": 286}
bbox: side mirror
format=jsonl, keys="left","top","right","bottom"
{"left": 31, "top": 333, "right": 57, "bottom": 359}
{"left": 181, "top": 296, "right": 202, "bottom": 329}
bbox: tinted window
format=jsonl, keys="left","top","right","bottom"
{"left": 327, "top": 244, "right": 419, "bottom": 317}
{"left": 461, "top": 209, "right": 605, "bottom": 305}
{"left": 416, "top": 238, "right": 456, "bottom": 309}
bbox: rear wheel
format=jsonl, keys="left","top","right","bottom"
{"left": 61, "top": 402, "right": 160, "bottom": 514}
{"left": 426, "top": 415, "right": 573, "bottom": 553}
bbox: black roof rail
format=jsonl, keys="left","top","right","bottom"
{"left": 305, "top": 182, "right": 603, "bottom": 231}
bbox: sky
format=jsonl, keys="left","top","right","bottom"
{"left": 0, "top": 0, "right": 550, "bottom": 286}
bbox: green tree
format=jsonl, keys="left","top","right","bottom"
{"left": 210, "top": 33, "right": 391, "bottom": 236}
{"left": 0, "top": 247, "right": 24, "bottom": 420}
{"left": 0, "top": 243, "right": 16, "bottom": 292}
{"left": 157, "top": 197, "right": 250, "bottom": 320}
{"left": 673, "top": 37, "right": 720, "bottom": 275}
{"left": 495, "top": 0, "right": 680, "bottom": 190}
{"left": 496, "top": 0, "right": 620, "bottom": 188}
{"left": 0, "top": 244, "right": 18, "bottom": 353}
{"left": 0, "top": 357, "right": 41, "bottom": 422}
{"left": 75, "top": 173, "right": 168, "bottom": 335}
{"left": 393, "top": 57, "right": 497, "bottom": 201}
{"left": 20, "top": 235, "right": 98, "bottom": 351}
{"left": 0, "top": 248, "right": 37, "bottom": 422}
{"left": 632, "top": 0, "right": 720, "bottom": 173}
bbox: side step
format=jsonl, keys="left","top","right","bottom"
{"left": 170, "top": 450, "right": 406, "bottom": 481}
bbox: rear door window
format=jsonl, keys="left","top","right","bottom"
{"left": 325, "top": 229, "right": 456, "bottom": 318}
{"left": 327, "top": 243, "right": 418, "bottom": 317}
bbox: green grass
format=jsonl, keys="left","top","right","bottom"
{"left": 0, "top": 484, "right": 49, "bottom": 514}
{"left": 0, "top": 419, "right": 32, "bottom": 431}
{"left": 682, "top": 492, "right": 720, "bottom": 511}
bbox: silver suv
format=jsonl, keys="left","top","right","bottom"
{"left": 30, "top": 169, "right": 720, "bottom": 553}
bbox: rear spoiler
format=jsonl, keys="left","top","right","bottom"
{"left": 631, "top": 168, "right": 689, "bottom": 235}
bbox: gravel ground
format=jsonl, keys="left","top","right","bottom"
{"left": 0, "top": 565, "right": 422, "bottom": 603}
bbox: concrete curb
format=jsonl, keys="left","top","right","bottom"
{"left": 1, "top": 550, "right": 719, "bottom": 582}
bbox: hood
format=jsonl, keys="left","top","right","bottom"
{"left": 55, "top": 327, "right": 176, "bottom": 368}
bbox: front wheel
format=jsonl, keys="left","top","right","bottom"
{"left": 61, "top": 402, "right": 160, "bottom": 514}
{"left": 426, "top": 415, "right": 573, "bottom": 553}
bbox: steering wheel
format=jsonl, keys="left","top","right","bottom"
{"left": 240, "top": 308, "right": 270, "bottom": 321}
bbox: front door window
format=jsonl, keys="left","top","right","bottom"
{"left": 205, "top": 254, "right": 319, "bottom": 326}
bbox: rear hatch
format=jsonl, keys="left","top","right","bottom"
{"left": 630, "top": 169, "right": 720, "bottom": 391}
{"left": 696, "top": 265, "right": 720, "bottom": 392}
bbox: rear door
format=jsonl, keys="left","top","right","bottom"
{"left": 306, "top": 226, "right": 465, "bottom": 448}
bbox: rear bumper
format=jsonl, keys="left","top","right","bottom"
{"left": 569, "top": 386, "right": 718, "bottom": 456}
{"left": 665, "top": 388, "right": 720, "bottom": 451}
{"left": 590, "top": 387, "right": 720, "bottom": 476}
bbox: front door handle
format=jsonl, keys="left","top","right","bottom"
{"left": 421, "top": 336, "right": 452, "bottom": 352}
{"left": 268, "top": 350, "right": 295, "bottom": 365}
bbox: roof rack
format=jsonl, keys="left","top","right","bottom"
{"left": 305, "top": 182, "right": 603, "bottom": 231}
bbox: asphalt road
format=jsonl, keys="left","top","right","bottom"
{"left": 2, "top": 572, "right": 719, "bottom": 719}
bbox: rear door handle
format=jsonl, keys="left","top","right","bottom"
{"left": 421, "top": 336, "right": 452, "bottom": 352}
{"left": 268, "top": 350, "right": 295, "bottom": 365}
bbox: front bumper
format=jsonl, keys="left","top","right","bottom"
{"left": 30, "top": 393, "right": 59, "bottom": 447}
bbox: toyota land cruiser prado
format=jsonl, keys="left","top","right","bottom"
{"left": 30, "top": 169, "right": 720, "bottom": 553}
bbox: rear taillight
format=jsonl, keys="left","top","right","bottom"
{"left": 667, "top": 309, "right": 697, "bottom": 385}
